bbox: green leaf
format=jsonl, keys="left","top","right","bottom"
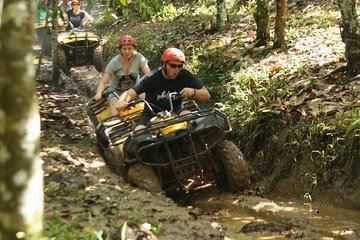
{"left": 121, "top": 222, "right": 128, "bottom": 240}
{"left": 119, "top": 0, "right": 128, "bottom": 7}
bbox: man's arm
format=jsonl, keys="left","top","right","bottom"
{"left": 116, "top": 88, "right": 138, "bottom": 111}
{"left": 180, "top": 87, "right": 211, "bottom": 102}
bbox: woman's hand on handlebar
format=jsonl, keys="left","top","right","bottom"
{"left": 94, "top": 92, "right": 103, "bottom": 101}
{"left": 180, "top": 87, "right": 196, "bottom": 98}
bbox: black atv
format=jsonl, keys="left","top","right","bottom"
{"left": 87, "top": 92, "right": 250, "bottom": 195}
{"left": 57, "top": 21, "right": 103, "bottom": 74}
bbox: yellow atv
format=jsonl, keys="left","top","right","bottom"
{"left": 57, "top": 22, "right": 103, "bottom": 74}
{"left": 87, "top": 92, "right": 250, "bottom": 196}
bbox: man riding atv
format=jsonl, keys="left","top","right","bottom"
{"left": 87, "top": 48, "right": 250, "bottom": 195}
{"left": 116, "top": 48, "right": 211, "bottom": 130}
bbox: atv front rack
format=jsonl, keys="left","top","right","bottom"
{"left": 122, "top": 109, "right": 231, "bottom": 192}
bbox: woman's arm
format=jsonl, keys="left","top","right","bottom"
{"left": 83, "top": 11, "right": 94, "bottom": 21}
{"left": 94, "top": 72, "right": 111, "bottom": 100}
{"left": 142, "top": 65, "right": 151, "bottom": 74}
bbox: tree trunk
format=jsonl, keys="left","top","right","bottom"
{"left": 0, "top": 0, "right": 43, "bottom": 239}
{"left": 273, "top": 0, "right": 287, "bottom": 49}
{"left": 216, "top": 0, "right": 228, "bottom": 31}
{"left": 50, "top": 0, "right": 60, "bottom": 87}
{"left": 255, "top": 0, "right": 270, "bottom": 46}
{"left": 337, "top": 0, "right": 360, "bottom": 75}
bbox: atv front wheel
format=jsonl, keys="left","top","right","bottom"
{"left": 58, "top": 49, "right": 69, "bottom": 74}
{"left": 213, "top": 140, "right": 250, "bottom": 191}
{"left": 93, "top": 45, "right": 103, "bottom": 72}
{"left": 128, "top": 164, "right": 162, "bottom": 194}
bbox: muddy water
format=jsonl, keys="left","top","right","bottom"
{"left": 189, "top": 192, "right": 360, "bottom": 239}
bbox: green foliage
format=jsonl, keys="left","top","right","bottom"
{"left": 150, "top": 223, "right": 162, "bottom": 235}
{"left": 131, "top": 28, "right": 164, "bottom": 68}
{"left": 44, "top": 210, "right": 105, "bottom": 240}
{"left": 108, "top": 0, "right": 177, "bottom": 20}
{"left": 121, "top": 222, "right": 128, "bottom": 240}
{"left": 109, "top": 0, "right": 128, "bottom": 9}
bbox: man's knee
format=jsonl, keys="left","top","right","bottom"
{"left": 180, "top": 110, "right": 191, "bottom": 116}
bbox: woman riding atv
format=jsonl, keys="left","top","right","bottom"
{"left": 64, "top": 0, "right": 93, "bottom": 30}
{"left": 94, "top": 35, "right": 151, "bottom": 116}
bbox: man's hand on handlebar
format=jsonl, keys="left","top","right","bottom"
{"left": 180, "top": 87, "right": 196, "bottom": 98}
{"left": 116, "top": 101, "right": 128, "bottom": 112}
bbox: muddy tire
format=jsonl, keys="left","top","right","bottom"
{"left": 213, "top": 140, "right": 250, "bottom": 191}
{"left": 93, "top": 45, "right": 103, "bottom": 72}
{"left": 128, "top": 164, "right": 162, "bottom": 194}
{"left": 100, "top": 145, "right": 126, "bottom": 177}
{"left": 58, "top": 49, "right": 69, "bottom": 74}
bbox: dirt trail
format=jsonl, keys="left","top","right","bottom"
{"left": 39, "top": 63, "right": 224, "bottom": 239}
{"left": 39, "top": 62, "right": 360, "bottom": 240}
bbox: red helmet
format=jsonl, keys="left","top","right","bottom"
{"left": 161, "top": 48, "right": 186, "bottom": 63}
{"left": 118, "top": 35, "right": 137, "bottom": 47}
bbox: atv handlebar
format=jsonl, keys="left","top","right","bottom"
{"left": 126, "top": 99, "right": 143, "bottom": 108}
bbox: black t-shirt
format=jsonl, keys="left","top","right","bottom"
{"left": 66, "top": 10, "right": 85, "bottom": 28}
{"left": 133, "top": 67, "right": 203, "bottom": 113}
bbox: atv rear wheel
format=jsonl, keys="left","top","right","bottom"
{"left": 58, "top": 49, "right": 69, "bottom": 74}
{"left": 128, "top": 164, "right": 162, "bottom": 194}
{"left": 213, "top": 140, "right": 250, "bottom": 191}
{"left": 93, "top": 45, "right": 103, "bottom": 72}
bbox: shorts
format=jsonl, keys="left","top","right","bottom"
{"left": 105, "top": 88, "right": 124, "bottom": 100}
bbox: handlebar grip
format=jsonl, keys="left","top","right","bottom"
{"left": 126, "top": 99, "right": 142, "bottom": 108}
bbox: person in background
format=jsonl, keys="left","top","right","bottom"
{"left": 115, "top": 47, "right": 211, "bottom": 130}
{"left": 64, "top": 0, "right": 93, "bottom": 30}
{"left": 58, "top": 0, "right": 72, "bottom": 20}
{"left": 94, "top": 35, "right": 151, "bottom": 116}
{"left": 35, "top": 0, "right": 52, "bottom": 56}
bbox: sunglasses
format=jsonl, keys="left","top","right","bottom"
{"left": 73, "top": 3, "right": 80, "bottom": 5}
{"left": 167, "top": 62, "right": 183, "bottom": 69}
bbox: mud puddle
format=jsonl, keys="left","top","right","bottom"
{"left": 185, "top": 191, "right": 360, "bottom": 239}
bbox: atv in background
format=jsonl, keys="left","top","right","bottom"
{"left": 57, "top": 21, "right": 104, "bottom": 74}
{"left": 87, "top": 92, "right": 250, "bottom": 196}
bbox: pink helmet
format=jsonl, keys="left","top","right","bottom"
{"left": 161, "top": 48, "right": 186, "bottom": 63}
{"left": 118, "top": 35, "right": 137, "bottom": 47}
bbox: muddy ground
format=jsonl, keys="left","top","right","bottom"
{"left": 38, "top": 59, "right": 360, "bottom": 240}
{"left": 39, "top": 61, "right": 224, "bottom": 239}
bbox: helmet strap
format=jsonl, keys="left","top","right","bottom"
{"left": 162, "top": 62, "right": 174, "bottom": 80}
{"left": 162, "top": 62, "right": 170, "bottom": 79}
